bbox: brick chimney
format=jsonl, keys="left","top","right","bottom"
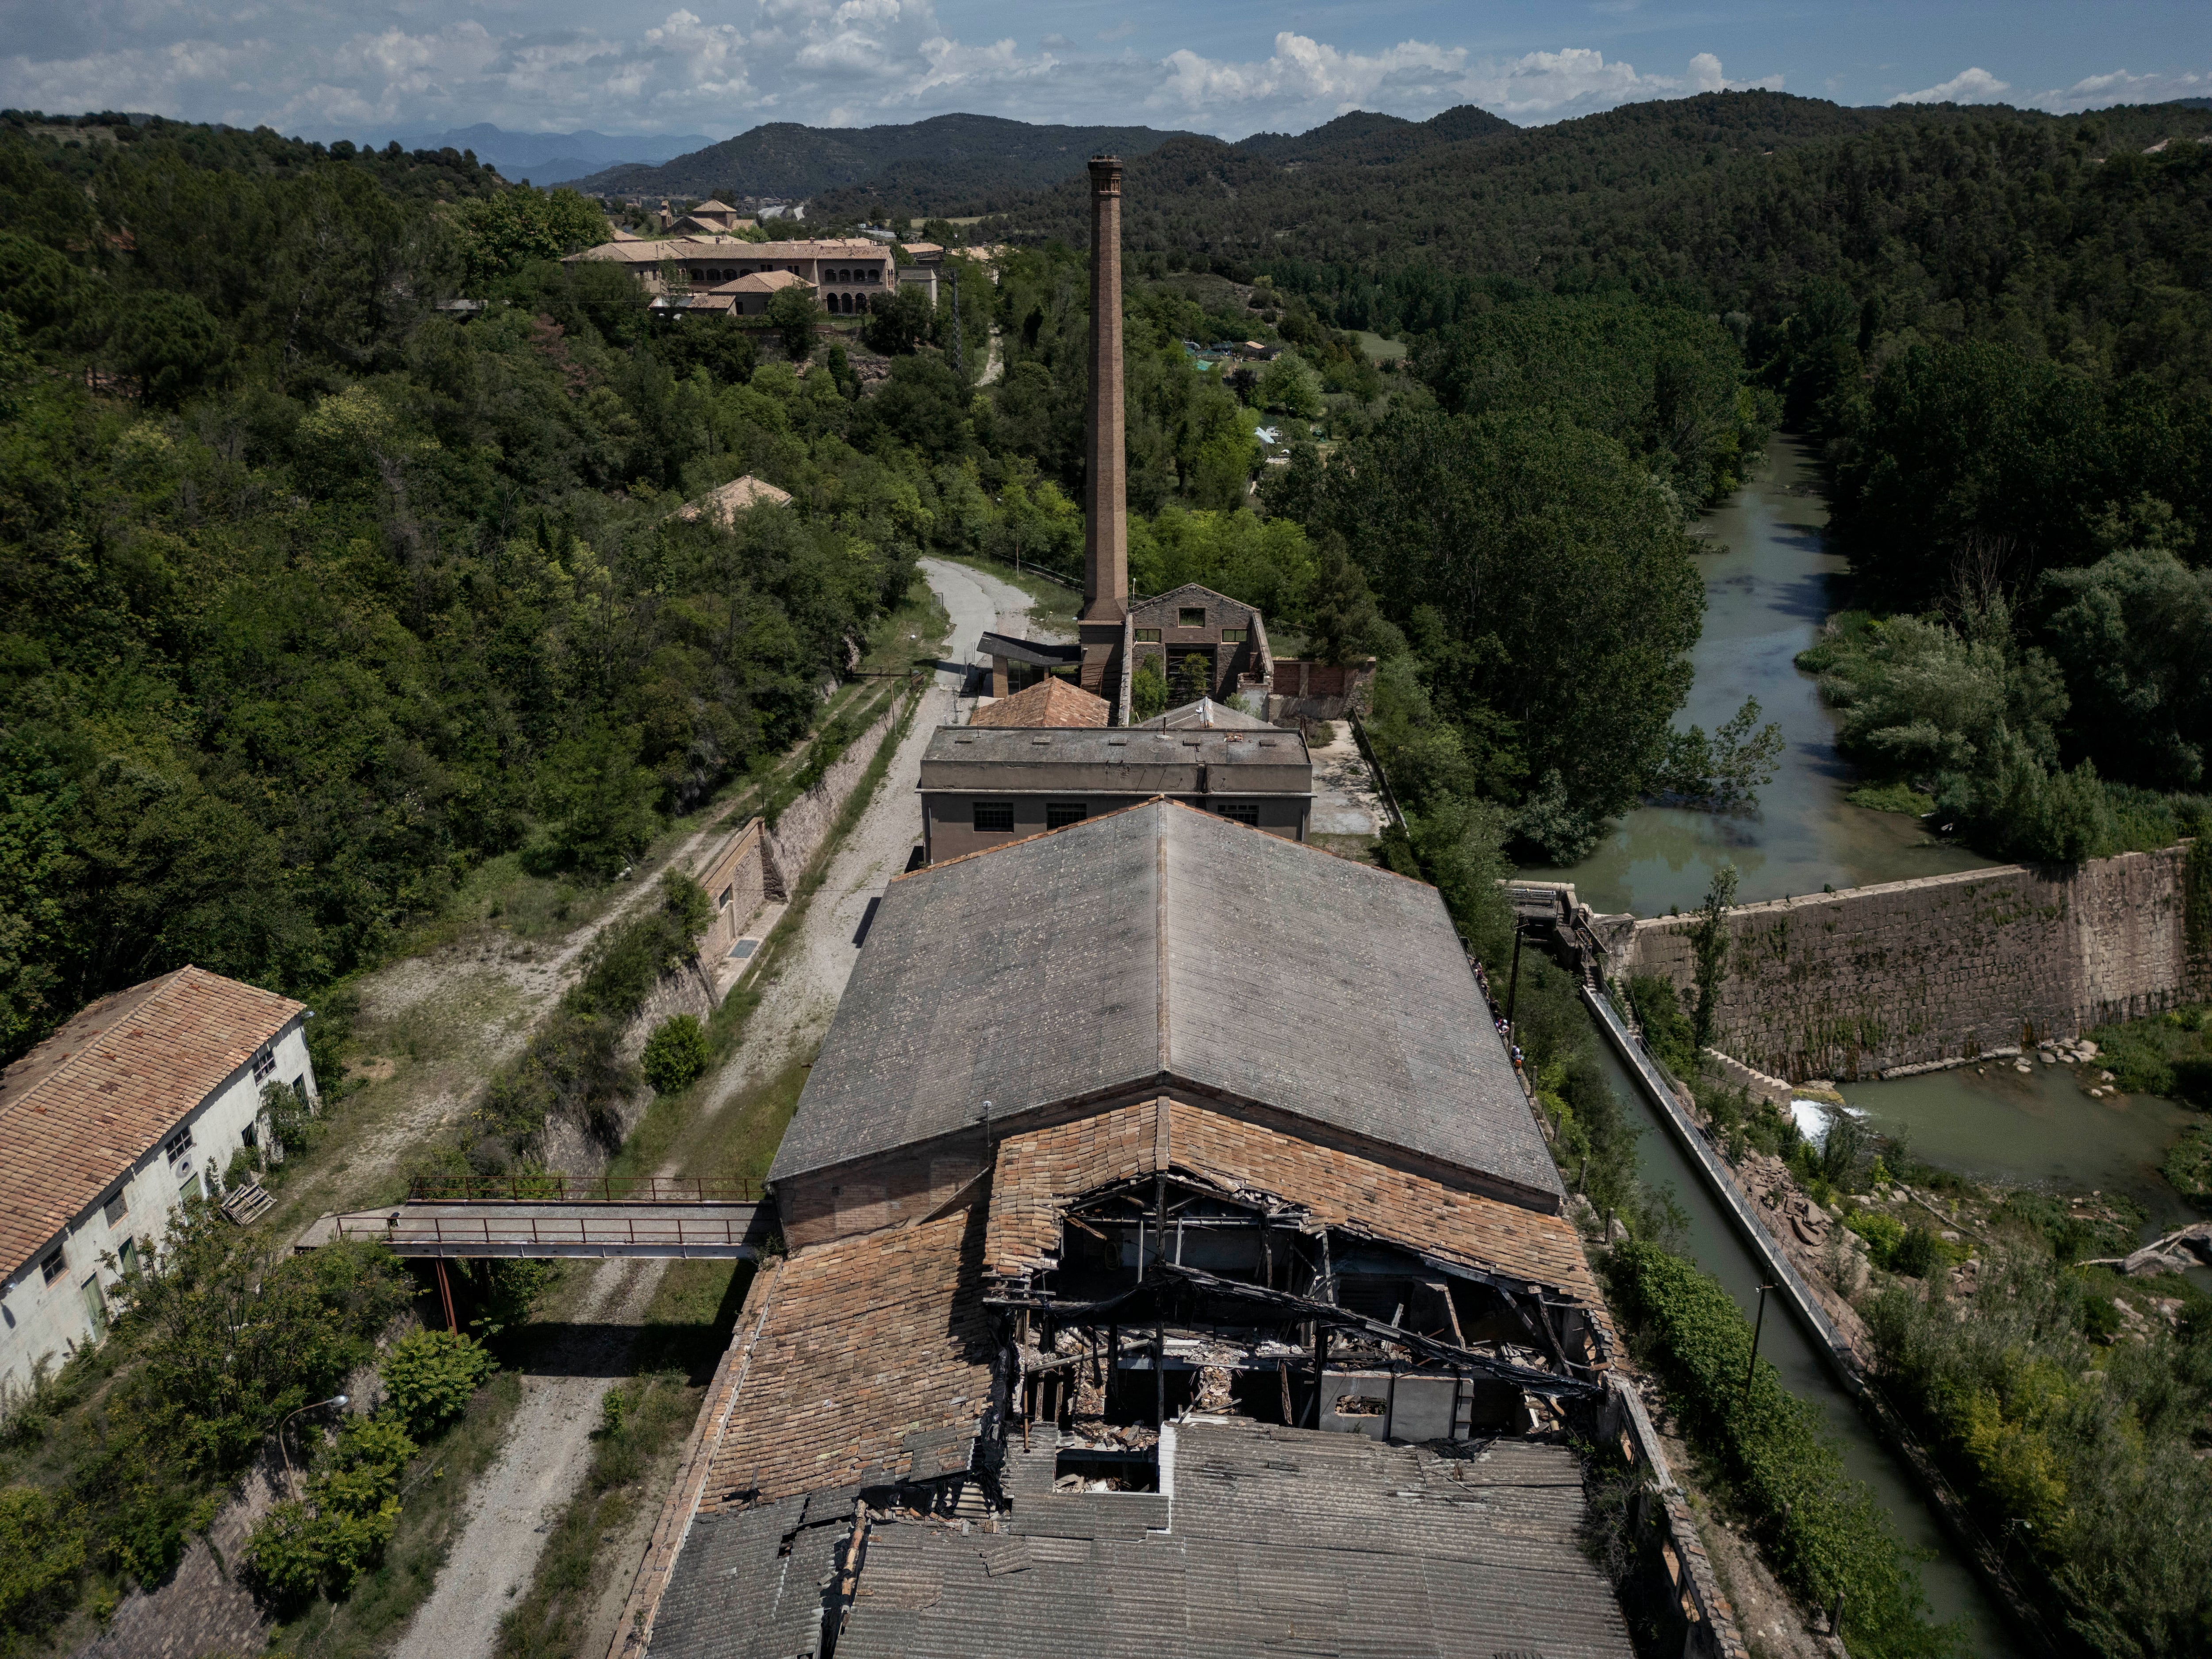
{"left": 1078, "top": 156, "right": 1129, "bottom": 708}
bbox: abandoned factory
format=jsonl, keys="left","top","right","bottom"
{"left": 613, "top": 801, "right": 1635, "bottom": 1659}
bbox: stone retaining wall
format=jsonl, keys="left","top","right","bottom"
{"left": 1617, "top": 846, "right": 2204, "bottom": 1083}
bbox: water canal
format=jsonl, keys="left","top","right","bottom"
{"left": 1586, "top": 1029, "right": 2024, "bottom": 1656}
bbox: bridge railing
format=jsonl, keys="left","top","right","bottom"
{"left": 336, "top": 1212, "right": 754, "bottom": 1250}
{"left": 405, "top": 1174, "right": 762, "bottom": 1205}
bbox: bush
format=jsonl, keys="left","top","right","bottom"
{"left": 641, "top": 1014, "right": 710, "bottom": 1094}
{"left": 1848, "top": 1209, "right": 1907, "bottom": 1266}
{"left": 1130, "top": 656, "right": 1169, "bottom": 722}
{"left": 0, "top": 1484, "right": 86, "bottom": 1640}
{"left": 378, "top": 1330, "right": 496, "bottom": 1438}
{"left": 1626, "top": 975, "right": 1697, "bottom": 1078}
{"left": 242, "top": 1412, "right": 415, "bottom": 1605}
{"left": 1605, "top": 1243, "right": 1948, "bottom": 1657}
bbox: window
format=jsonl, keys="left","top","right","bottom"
{"left": 1046, "top": 803, "right": 1087, "bottom": 830}
{"left": 40, "top": 1248, "right": 65, "bottom": 1285}
{"left": 973, "top": 803, "right": 1015, "bottom": 833}
{"left": 1178, "top": 607, "right": 1206, "bottom": 627}
{"left": 102, "top": 1187, "right": 129, "bottom": 1229}
{"left": 1214, "top": 803, "right": 1260, "bottom": 826}
{"left": 241, "top": 1123, "right": 257, "bottom": 1148}
{"left": 717, "top": 885, "right": 734, "bottom": 910}
{"left": 251, "top": 1045, "right": 276, "bottom": 1083}
{"left": 1134, "top": 628, "right": 1160, "bottom": 642}
{"left": 1221, "top": 628, "right": 1247, "bottom": 643}
{"left": 81, "top": 1276, "right": 107, "bottom": 1337}
{"left": 163, "top": 1129, "right": 193, "bottom": 1164}
{"left": 117, "top": 1238, "right": 139, "bottom": 1277}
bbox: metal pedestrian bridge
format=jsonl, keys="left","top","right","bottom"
{"left": 298, "top": 1175, "right": 763, "bottom": 1260}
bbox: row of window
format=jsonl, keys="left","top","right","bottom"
{"left": 1133, "top": 624, "right": 1246, "bottom": 643}
{"left": 972, "top": 801, "right": 1259, "bottom": 831}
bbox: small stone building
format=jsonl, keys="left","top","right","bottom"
{"left": 916, "top": 726, "right": 1313, "bottom": 863}
{"left": 0, "top": 968, "right": 319, "bottom": 1400}
{"left": 1124, "top": 583, "right": 1273, "bottom": 710}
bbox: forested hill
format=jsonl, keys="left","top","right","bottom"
{"left": 981, "top": 91, "right": 2203, "bottom": 291}
{"left": 572, "top": 112, "right": 1197, "bottom": 205}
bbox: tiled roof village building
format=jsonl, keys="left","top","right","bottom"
{"left": 0, "top": 967, "right": 317, "bottom": 1399}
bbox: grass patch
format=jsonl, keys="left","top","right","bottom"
{"left": 2086, "top": 1004, "right": 2212, "bottom": 1101}
{"left": 1847, "top": 781, "right": 1936, "bottom": 817}
{"left": 2162, "top": 1123, "right": 2212, "bottom": 1208}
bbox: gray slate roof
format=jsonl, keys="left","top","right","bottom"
{"left": 649, "top": 1490, "right": 849, "bottom": 1659}
{"left": 769, "top": 800, "right": 1558, "bottom": 1204}
{"left": 919, "top": 725, "right": 1312, "bottom": 797}
{"left": 832, "top": 1423, "right": 1631, "bottom": 1659}
{"left": 977, "top": 630, "right": 1083, "bottom": 668}
{"left": 1135, "top": 695, "right": 1275, "bottom": 730}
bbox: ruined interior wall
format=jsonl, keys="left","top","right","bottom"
{"left": 1622, "top": 846, "right": 2199, "bottom": 1082}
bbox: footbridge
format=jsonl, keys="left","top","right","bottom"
{"left": 298, "top": 1175, "right": 764, "bottom": 1260}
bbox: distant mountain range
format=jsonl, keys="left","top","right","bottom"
{"left": 347, "top": 125, "right": 718, "bottom": 184}
{"left": 571, "top": 114, "right": 1198, "bottom": 208}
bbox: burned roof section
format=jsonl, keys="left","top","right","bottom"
{"left": 769, "top": 801, "right": 1556, "bottom": 1207}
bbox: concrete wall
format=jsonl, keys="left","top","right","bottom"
{"left": 0, "top": 1020, "right": 316, "bottom": 1402}
{"left": 760, "top": 691, "right": 907, "bottom": 894}
{"left": 1619, "top": 846, "right": 2204, "bottom": 1082}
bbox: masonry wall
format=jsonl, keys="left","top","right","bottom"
{"left": 759, "top": 692, "right": 907, "bottom": 894}
{"left": 1621, "top": 846, "right": 2205, "bottom": 1082}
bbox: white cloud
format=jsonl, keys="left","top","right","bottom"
{"left": 2025, "top": 65, "right": 2208, "bottom": 112}
{"left": 0, "top": 9, "right": 1828, "bottom": 152}
{"left": 1891, "top": 66, "right": 2011, "bottom": 105}
{"left": 1459, "top": 47, "right": 1778, "bottom": 120}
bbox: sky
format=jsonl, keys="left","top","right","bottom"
{"left": 0, "top": 0, "right": 2205, "bottom": 143}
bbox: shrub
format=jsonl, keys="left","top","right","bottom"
{"left": 641, "top": 1014, "right": 711, "bottom": 1095}
{"left": 378, "top": 1330, "right": 496, "bottom": 1438}
{"left": 0, "top": 1485, "right": 86, "bottom": 1640}
{"left": 1130, "top": 656, "right": 1169, "bottom": 722}
{"left": 1889, "top": 1223, "right": 1944, "bottom": 1279}
{"left": 1626, "top": 975, "right": 1697, "bottom": 1078}
{"left": 1848, "top": 1210, "right": 1907, "bottom": 1266}
{"left": 242, "top": 1412, "right": 414, "bottom": 1605}
{"left": 1605, "top": 1242, "right": 1946, "bottom": 1657}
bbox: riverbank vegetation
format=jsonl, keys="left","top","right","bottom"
{"left": 1638, "top": 997, "right": 2212, "bottom": 1659}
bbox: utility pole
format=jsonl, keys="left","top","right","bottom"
{"left": 1743, "top": 1283, "right": 1776, "bottom": 1400}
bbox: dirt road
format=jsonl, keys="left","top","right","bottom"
{"left": 390, "top": 561, "right": 1033, "bottom": 1659}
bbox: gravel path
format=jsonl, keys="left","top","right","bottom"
{"left": 389, "top": 1259, "right": 667, "bottom": 1659}
{"left": 386, "top": 563, "right": 1033, "bottom": 1659}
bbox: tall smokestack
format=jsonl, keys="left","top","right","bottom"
{"left": 1082, "top": 156, "right": 1127, "bottom": 623}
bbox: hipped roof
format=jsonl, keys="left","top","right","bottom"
{"left": 0, "top": 967, "right": 303, "bottom": 1277}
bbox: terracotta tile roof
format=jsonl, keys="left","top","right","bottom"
{"left": 987, "top": 1097, "right": 1607, "bottom": 1318}
{"left": 673, "top": 475, "right": 793, "bottom": 526}
{"left": 699, "top": 1204, "right": 996, "bottom": 1510}
{"left": 0, "top": 967, "right": 304, "bottom": 1277}
{"left": 966, "top": 678, "right": 1110, "bottom": 730}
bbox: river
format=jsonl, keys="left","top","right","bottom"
{"left": 1528, "top": 439, "right": 1991, "bottom": 917}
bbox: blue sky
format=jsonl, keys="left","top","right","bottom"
{"left": 1, "top": 0, "right": 2204, "bottom": 142}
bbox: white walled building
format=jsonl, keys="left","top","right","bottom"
{"left": 0, "top": 966, "right": 318, "bottom": 1402}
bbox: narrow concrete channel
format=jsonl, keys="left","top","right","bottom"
{"left": 1583, "top": 999, "right": 2024, "bottom": 1657}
